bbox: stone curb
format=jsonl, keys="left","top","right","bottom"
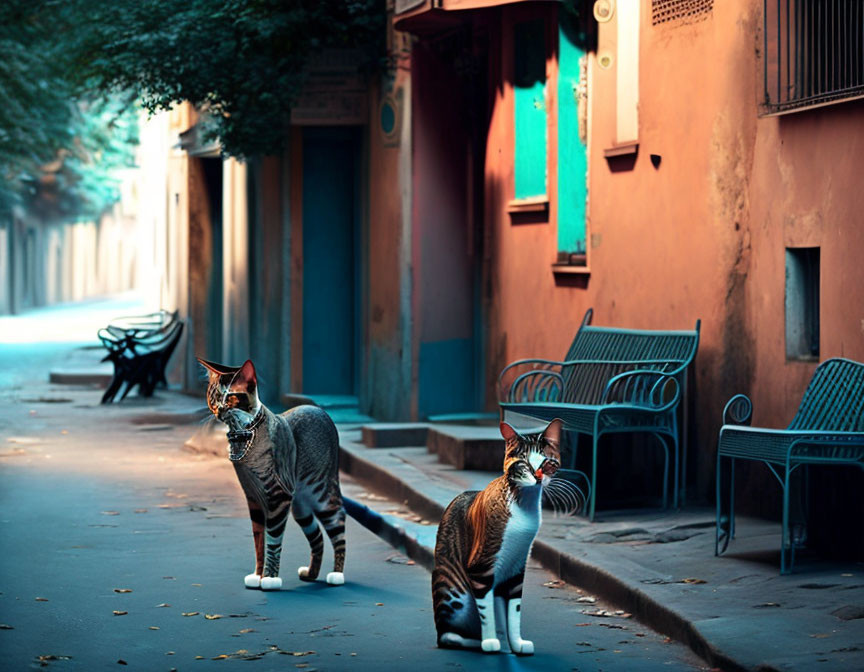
{"left": 339, "top": 443, "right": 761, "bottom": 672}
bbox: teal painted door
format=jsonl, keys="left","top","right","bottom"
{"left": 302, "top": 128, "right": 358, "bottom": 395}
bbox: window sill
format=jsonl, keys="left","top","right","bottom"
{"left": 603, "top": 142, "right": 639, "bottom": 158}
{"left": 785, "top": 355, "right": 819, "bottom": 363}
{"left": 507, "top": 196, "right": 549, "bottom": 215}
{"left": 552, "top": 263, "right": 590, "bottom": 276}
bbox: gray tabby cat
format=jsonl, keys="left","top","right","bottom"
{"left": 432, "top": 419, "right": 565, "bottom": 655}
{"left": 199, "top": 358, "right": 346, "bottom": 590}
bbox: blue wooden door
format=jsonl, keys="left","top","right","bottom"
{"left": 302, "top": 128, "right": 358, "bottom": 395}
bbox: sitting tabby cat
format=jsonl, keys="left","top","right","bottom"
{"left": 432, "top": 419, "right": 564, "bottom": 655}
{"left": 199, "top": 358, "right": 346, "bottom": 590}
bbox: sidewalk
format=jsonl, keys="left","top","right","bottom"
{"left": 335, "top": 424, "right": 864, "bottom": 672}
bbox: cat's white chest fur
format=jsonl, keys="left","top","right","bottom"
{"left": 495, "top": 488, "right": 541, "bottom": 582}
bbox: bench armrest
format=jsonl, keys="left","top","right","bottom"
{"left": 723, "top": 394, "right": 753, "bottom": 426}
{"left": 498, "top": 358, "right": 565, "bottom": 401}
{"left": 504, "top": 369, "right": 565, "bottom": 403}
{"left": 600, "top": 370, "right": 680, "bottom": 411}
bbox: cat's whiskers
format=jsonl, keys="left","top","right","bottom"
{"left": 542, "top": 477, "right": 586, "bottom": 516}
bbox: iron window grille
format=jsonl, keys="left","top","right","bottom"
{"left": 763, "top": 0, "right": 864, "bottom": 115}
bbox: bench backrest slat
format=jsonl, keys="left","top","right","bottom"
{"left": 558, "top": 310, "right": 700, "bottom": 405}
{"left": 788, "top": 358, "right": 864, "bottom": 432}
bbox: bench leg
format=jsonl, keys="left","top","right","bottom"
{"left": 653, "top": 433, "right": 670, "bottom": 510}
{"left": 781, "top": 465, "right": 791, "bottom": 574}
{"left": 589, "top": 433, "right": 599, "bottom": 522}
{"left": 716, "top": 453, "right": 734, "bottom": 556}
{"left": 662, "top": 436, "right": 669, "bottom": 510}
{"left": 672, "top": 431, "right": 680, "bottom": 510}
{"left": 730, "top": 458, "right": 736, "bottom": 539}
{"left": 715, "top": 453, "right": 723, "bottom": 555}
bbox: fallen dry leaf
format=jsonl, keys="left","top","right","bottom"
{"left": 576, "top": 596, "right": 596, "bottom": 604}
{"left": 0, "top": 624, "right": 13, "bottom": 630}
{"left": 37, "top": 655, "right": 72, "bottom": 662}
{"left": 810, "top": 633, "right": 831, "bottom": 639}
{"left": 182, "top": 612, "right": 199, "bottom": 617}
{"left": 543, "top": 580, "right": 566, "bottom": 589}
{"left": 166, "top": 651, "right": 174, "bottom": 655}
{"left": 191, "top": 583, "right": 202, "bottom": 587}
{"left": 101, "top": 511, "right": 120, "bottom": 516}
{"left": 156, "top": 603, "right": 171, "bottom": 608}
{"left": 162, "top": 576, "right": 175, "bottom": 580}
{"left": 134, "top": 509, "right": 148, "bottom": 514}
{"left": 682, "top": 578, "right": 706, "bottom": 585}
{"left": 35, "top": 597, "right": 49, "bottom": 602}
{"left": 113, "top": 611, "right": 127, "bottom": 616}
{"left": 114, "top": 589, "right": 132, "bottom": 593}
{"left": 238, "top": 628, "right": 256, "bottom": 634}
{"left": 204, "top": 614, "right": 223, "bottom": 620}
{"left": 149, "top": 626, "right": 160, "bottom": 630}
{"left": 195, "top": 655, "right": 204, "bottom": 660}
{"left": 211, "top": 654, "right": 229, "bottom": 660}
{"left": 375, "top": 603, "right": 383, "bottom": 607}
{"left": 117, "top": 660, "right": 127, "bottom": 665}
{"left": 291, "top": 651, "right": 315, "bottom": 657}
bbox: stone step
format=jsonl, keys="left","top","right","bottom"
{"left": 361, "top": 423, "right": 429, "bottom": 448}
{"left": 426, "top": 411, "right": 498, "bottom": 426}
{"left": 281, "top": 393, "right": 361, "bottom": 411}
{"left": 48, "top": 367, "right": 113, "bottom": 386}
{"left": 426, "top": 425, "right": 504, "bottom": 472}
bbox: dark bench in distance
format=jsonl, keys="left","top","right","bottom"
{"left": 98, "top": 310, "right": 184, "bottom": 404}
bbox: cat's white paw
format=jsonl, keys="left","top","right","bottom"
{"left": 325, "top": 572, "right": 344, "bottom": 586}
{"left": 481, "top": 638, "right": 501, "bottom": 653}
{"left": 244, "top": 573, "right": 261, "bottom": 589}
{"left": 260, "top": 576, "right": 282, "bottom": 591}
{"left": 511, "top": 638, "right": 534, "bottom": 656}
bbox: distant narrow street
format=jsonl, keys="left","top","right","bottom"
{"left": 0, "top": 298, "right": 707, "bottom": 671}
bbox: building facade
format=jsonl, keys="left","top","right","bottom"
{"left": 157, "top": 0, "right": 863, "bottom": 513}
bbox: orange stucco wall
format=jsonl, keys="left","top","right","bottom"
{"left": 485, "top": 1, "right": 864, "bottom": 505}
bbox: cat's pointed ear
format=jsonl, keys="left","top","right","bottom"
{"left": 198, "top": 358, "right": 238, "bottom": 375}
{"left": 543, "top": 418, "right": 563, "bottom": 447}
{"left": 231, "top": 359, "right": 257, "bottom": 393}
{"left": 500, "top": 422, "right": 518, "bottom": 442}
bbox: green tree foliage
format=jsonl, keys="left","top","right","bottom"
{"left": 1, "top": 0, "right": 385, "bottom": 217}
{"left": 74, "top": 0, "right": 386, "bottom": 158}
{"left": 0, "top": 0, "right": 138, "bottom": 219}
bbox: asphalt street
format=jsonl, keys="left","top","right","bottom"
{"left": 0, "top": 298, "right": 708, "bottom": 671}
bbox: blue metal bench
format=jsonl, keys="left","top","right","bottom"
{"left": 498, "top": 309, "right": 701, "bottom": 520}
{"left": 715, "top": 357, "right": 864, "bottom": 574}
